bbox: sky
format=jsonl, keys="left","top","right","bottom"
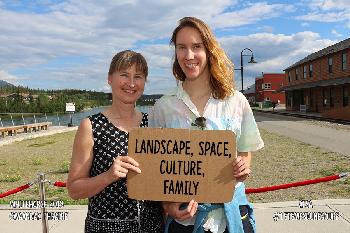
{"left": 0, "top": 0, "right": 349, "bottom": 94}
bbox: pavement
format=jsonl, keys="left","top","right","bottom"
{"left": 253, "top": 107, "right": 350, "bottom": 125}
{"left": 0, "top": 199, "right": 349, "bottom": 233}
{"left": 254, "top": 110, "right": 350, "bottom": 157}
{"left": 254, "top": 199, "right": 350, "bottom": 233}
{"left": 0, "top": 111, "right": 349, "bottom": 232}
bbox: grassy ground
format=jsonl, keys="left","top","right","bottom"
{"left": 246, "top": 129, "right": 350, "bottom": 202}
{"left": 0, "top": 128, "right": 349, "bottom": 205}
{"left": 0, "top": 131, "right": 85, "bottom": 204}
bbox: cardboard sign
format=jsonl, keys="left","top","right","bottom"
{"left": 127, "top": 128, "right": 236, "bottom": 203}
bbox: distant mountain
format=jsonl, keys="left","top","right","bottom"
{"left": 0, "top": 80, "right": 15, "bottom": 88}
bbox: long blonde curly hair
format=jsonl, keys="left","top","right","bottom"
{"left": 170, "top": 17, "right": 235, "bottom": 99}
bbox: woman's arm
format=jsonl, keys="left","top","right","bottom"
{"left": 67, "top": 119, "right": 113, "bottom": 199}
{"left": 67, "top": 118, "right": 141, "bottom": 199}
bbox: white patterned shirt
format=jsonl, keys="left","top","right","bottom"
{"left": 149, "top": 83, "right": 264, "bottom": 153}
{"left": 148, "top": 82, "right": 264, "bottom": 229}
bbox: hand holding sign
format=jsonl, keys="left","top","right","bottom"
{"left": 127, "top": 128, "right": 237, "bottom": 203}
{"left": 162, "top": 200, "right": 198, "bottom": 221}
{"left": 107, "top": 156, "right": 141, "bottom": 182}
{"left": 233, "top": 155, "right": 251, "bottom": 182}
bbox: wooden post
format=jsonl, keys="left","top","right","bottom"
{"left": 38, "top": 173, "right": 49, "bottom": 233}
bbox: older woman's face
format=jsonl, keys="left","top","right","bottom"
{"left": 108, "top": 64, "right": 145, "bottom": 105}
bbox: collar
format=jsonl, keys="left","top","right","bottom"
{"left": 175, "top": 81, "right": 214, "bottom": 117}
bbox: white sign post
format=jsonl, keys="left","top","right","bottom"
{"left": 65, "top": 103, "right": 75, "bottom": 127}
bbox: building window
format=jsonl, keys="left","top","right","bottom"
{"left": 344, "top": 86, "right": 349, "bottom": 107}
{"left": 329, "top": 88, "right": 334, "bottom": 107}
{"left": 262, "top": 83, "right": 271, "bottom": 89}
{"left": 265, "top": 97, "right": 270, "bottom": 101}
{"left": 342, "top": 51, "right": 347, "bottom": 71}
{"left": 303, "top": 65, "right": 307, "bottom": 79}
{"left": 288, "top": 71, "right": 291, "bottom": 82}
{"left": 328, "top": 57, "right": 333, "bottom": 73}
{"left": 309, "top": 64, "right": 313, "bottom": 78}
{"left": 295, "top": 68, "right": 299, "bottom": 80}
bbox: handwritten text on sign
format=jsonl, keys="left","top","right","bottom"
{"left": 127, "top": 128, "right": 236, "bottom": 203}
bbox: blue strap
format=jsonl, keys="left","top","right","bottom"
{"left": 193, "top": 204, "right": 223, "bottom": 233}
{"left": 164, "top": 203, "right": 222, "bottom": 233}
{"left": 224, "top": 183, "right": 256, "bottom": 233}
{"left": 164, "top": 183, "right": 256, "bottom": 233}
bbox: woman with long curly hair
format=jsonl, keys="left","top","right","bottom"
{"left": 150, "top": 17, "right": 264, "bottom": 233}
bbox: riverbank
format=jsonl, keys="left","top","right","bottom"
{"left": 0, "top": 106, "right": 108, "bottom": 127}
{"left": 0, "top": 126, "right": 77, "bottom": 147}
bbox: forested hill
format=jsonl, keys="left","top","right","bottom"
{"left": 0, "top": 81, "right": 110, "bottom": 113}
{"left": 0, "top": 80, "right": 15, "bottom": 88}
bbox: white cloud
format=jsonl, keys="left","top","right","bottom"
{"left": 297, "top": 11, "right": 347, "bottom": 22}
{"left": 0, "top": 0, "right": 296, "bottom": 71}
{"left": 298, "top": 0, "right": 350, "bottom": 24}
{"left": 220, "top": 31, "right": 335, "bottom": 88}
{"left": 100, "top": 83, "right": 111, "bottom": 93}
{"left": 257, "top": 25, "right": 274, "bottom": 33}
{"left": 0, "top": 0, "right": 233, "bottom": 70}
{"left": 140, "top": 44, "right": 173, "bottom": 70}
{"left": 0, "top": 1, "right": 343, "bottom": 93}
{"left": 0, "top": 70, "right": 22, "bottom": 86}
{"left": 144, "top": 75, "right": 177, "bottom": 94}
{"left": 99, "top": 0, "right": 233, "bottom": 39}
{"left": 307, "top": 0, "right": 350, "bottom": 11}
{"left": 0, "top": 0, "right": 239, "bottom": 93}
{"left": 331, "top": 29, "right": 342, "bottom": 37}
{"left": 210, "top": 2, "right": 295, "bottom": 28}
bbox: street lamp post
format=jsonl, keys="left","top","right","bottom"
{"left": 234, "top": 48, "right": 257, "bottom": 92}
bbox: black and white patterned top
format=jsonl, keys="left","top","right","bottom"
{"left": 85, "top": 112, "right": 163, "bottom": 233}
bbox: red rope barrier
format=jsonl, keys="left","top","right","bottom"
{"left": 246, "top": 174, "right": 343, "bottom": 194}
{"left": 53, "top": 181, "right": 66, "bottom": 187}
{"left": 27, "top": 173, "right": 350, "bottom": 197}
{"left": 0, "top": 173, "right": 344, "bottom": 198}
{"left": 0, "top": 184, "right": 31, "bottom": 198}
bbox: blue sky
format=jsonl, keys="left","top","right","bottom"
{"left": 0, "top": 0, "right": 349, "bottom": 94}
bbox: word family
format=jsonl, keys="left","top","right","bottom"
{"left": 163, "top": 179, "right": 199, "bottom": 195}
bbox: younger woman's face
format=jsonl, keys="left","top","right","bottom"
{"left": 108, "top": 64, "right": 145, "bottom": 105}
{"left": 175, "top": 26, "right": 210, "bottom": 82}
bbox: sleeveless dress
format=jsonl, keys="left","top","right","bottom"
{"left": 85, "top": 112, "right": 163, "bottom": 233}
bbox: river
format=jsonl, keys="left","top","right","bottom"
{"left": 0, "top": 105, "right": 151, "bottom": 127}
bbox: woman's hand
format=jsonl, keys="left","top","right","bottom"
{"left": 233, "top": 155, "right": 251, "bottom": 182}
{"left": 162, "top": 200, "right": 198, "bottom": 221}
{"left": 106, "top": 156, "right": 141, "bottom": 182}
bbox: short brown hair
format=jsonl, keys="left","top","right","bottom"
{"left": 108, "top": 50, "right": 148, "bottom": 79}
{"left": 170, "top": 17, "right": 235, "bottom": 99}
